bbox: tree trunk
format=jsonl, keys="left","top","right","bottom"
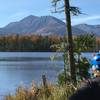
{"left": 64, "top": 0, "right": 76, "bottom": 81}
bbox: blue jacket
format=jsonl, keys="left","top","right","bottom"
{"left": 90, "top": 52, "right": 100, "bottom": 65}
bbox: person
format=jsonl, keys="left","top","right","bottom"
{"left": 69, "top": 77, "right": 100, "bottom": 100}
{"left": 91, "top": 65, "right": 100, "bottom": 77}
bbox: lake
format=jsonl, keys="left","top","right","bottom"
{"left": 0, "top": 52, "right": 64, "bottom": 98}
{"left": 0, "top": 52, "right": 94, "bottom": 98}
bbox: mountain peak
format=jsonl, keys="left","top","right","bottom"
{"left": 20, "top": 15, "right": 39, "bottom": 22}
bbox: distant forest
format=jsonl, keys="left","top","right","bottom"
{"left": 0, "top": 34, "right": 100, "bottom": 52}
{"left": 0, "top": 34, "right": 62, "bottom": 52}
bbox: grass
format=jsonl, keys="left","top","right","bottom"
{"left": 5, "top": 81, "right": 78, "bottom": 100}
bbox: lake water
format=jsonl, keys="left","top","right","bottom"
{"left": 0, "top": 52, "right": 94, "bottom": 98}
{"left": 0, "top": 52, "right": 64, "bottom": 98}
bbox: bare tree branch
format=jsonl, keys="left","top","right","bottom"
{"left": 51, "top": 0, "right": 82, "bottom": 15}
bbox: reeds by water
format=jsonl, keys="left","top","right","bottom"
{"left": 5, "top": 75, "right": 77, "bottom": 100}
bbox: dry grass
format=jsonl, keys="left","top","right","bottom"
{"left": 5, "top": 81, "right": 78, "bottom": 100}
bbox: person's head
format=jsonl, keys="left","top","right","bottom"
{"left": 69, "top": 77, "right": 100, "bottom": 100}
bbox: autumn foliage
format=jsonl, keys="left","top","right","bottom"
{"left": 0, "top": 34, "right": 62, "bottom": 52}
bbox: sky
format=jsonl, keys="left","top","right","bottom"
{"left": 0, "top": 0, "right": 100, "bottom": 27}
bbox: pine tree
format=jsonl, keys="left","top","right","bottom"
{"left": 51, "top": 0, "right": 81, "bottom": 81}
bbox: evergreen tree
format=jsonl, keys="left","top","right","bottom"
{"left": 51, "top": 0, "right": 81, "bottom": 81}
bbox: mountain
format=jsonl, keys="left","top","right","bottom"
{"left": 0, "top": 15, "right": 65, "bottom": 35}
{"left": 74, "top": 24, "right": 100, "bottom": 36}
{"left": 0, "top": 15, "right": 100, "bottom": 36}
{"left": 0, "top": 15, "right": 85, "bottom": 35}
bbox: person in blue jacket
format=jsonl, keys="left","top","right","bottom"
{"left": 90, "top": 52, "right": 100, "bottom": 77}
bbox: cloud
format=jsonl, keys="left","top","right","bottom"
{"left": 72, "top": 15, "right": 100, "bottom": 25}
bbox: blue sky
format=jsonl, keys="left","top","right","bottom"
{"left": 0, "top": 0, "right": 100, "bottom": 27}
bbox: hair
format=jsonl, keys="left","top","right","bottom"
{"left": 69, "top": 77, "right": 100, "bottom": 100}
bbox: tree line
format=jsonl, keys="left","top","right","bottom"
{"left": 0, "top": 34, "right": 62, "bottom": 52}
{"left": 0, "top": 34, "right": 99, "bottom": 52}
